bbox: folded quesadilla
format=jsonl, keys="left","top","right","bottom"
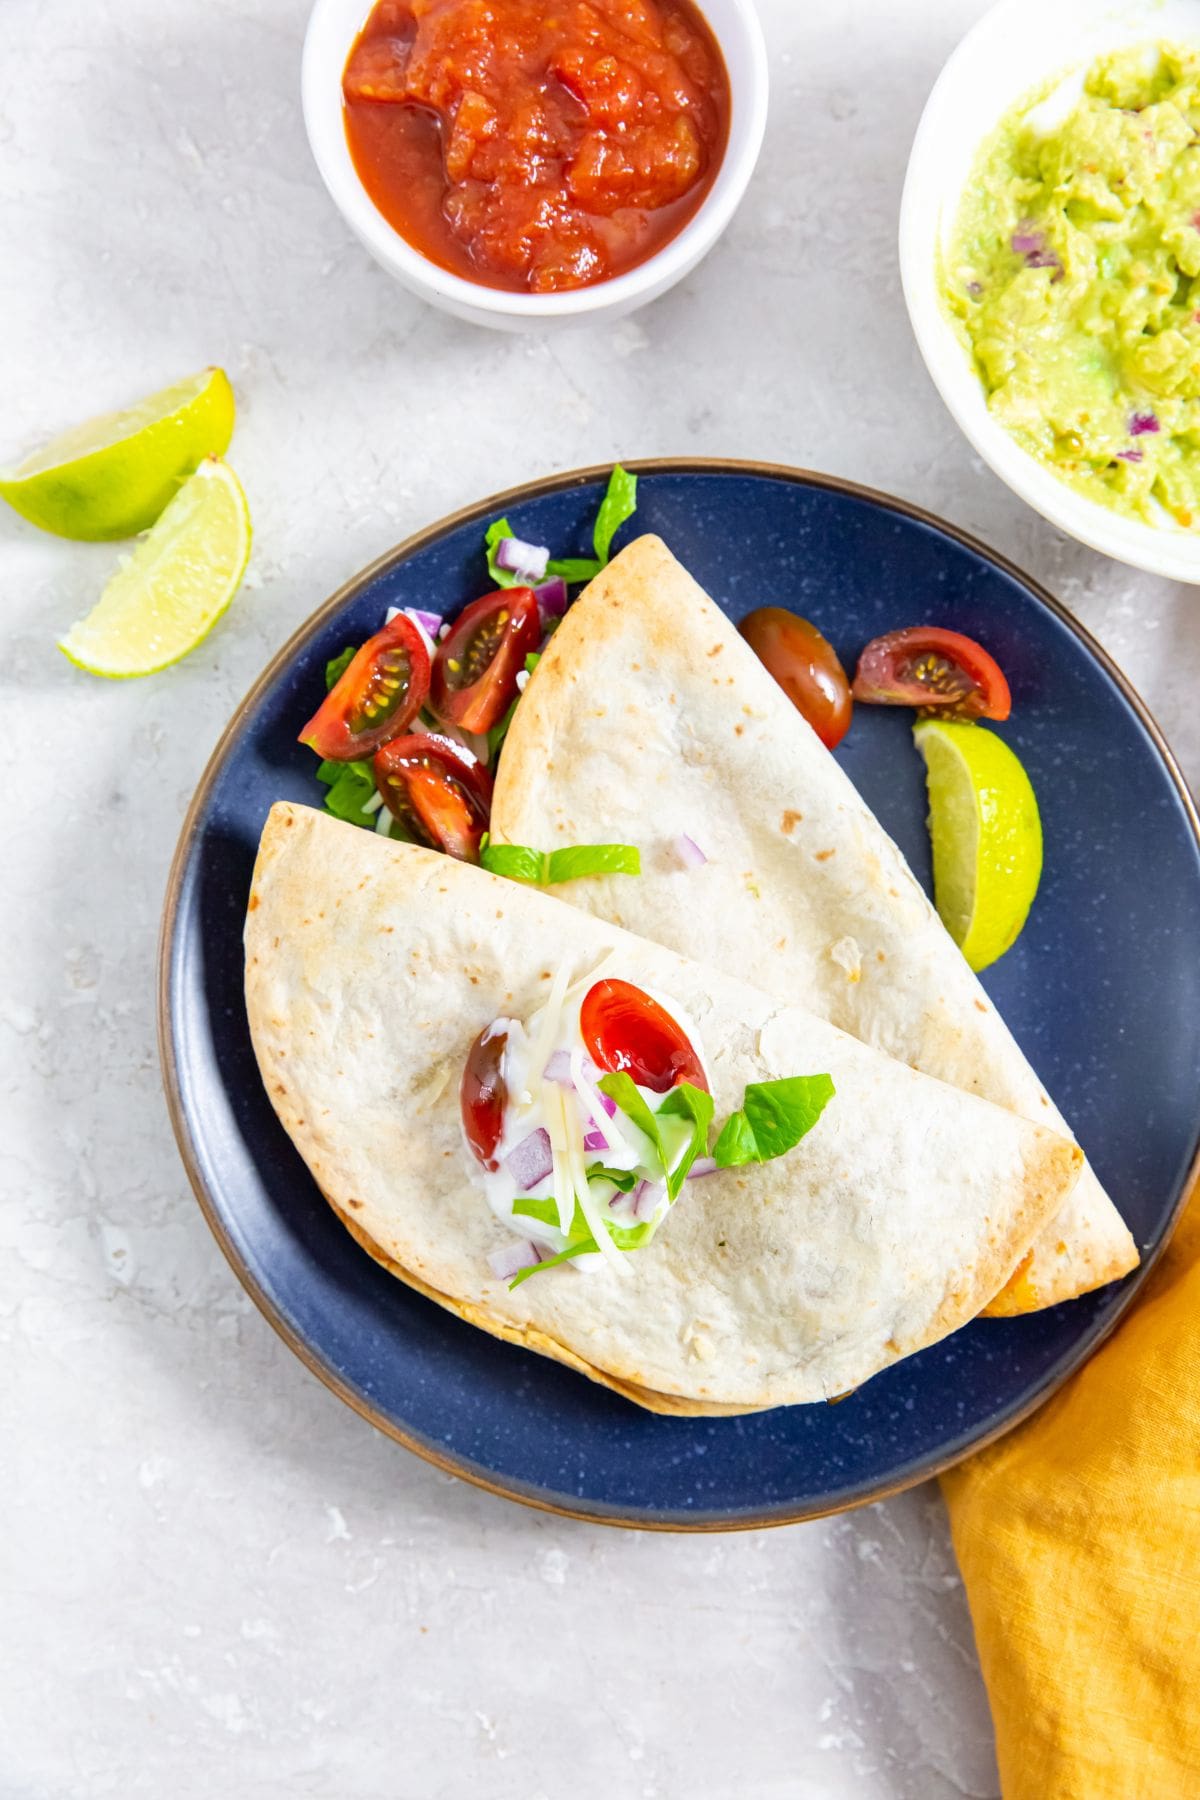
{"left": 245, "top": 803, "right": 1081, "bottom": 1413}
{"left": 491, "top": 534, "right": 1137, "bottom": 1315}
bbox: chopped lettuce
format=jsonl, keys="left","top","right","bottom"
{"left": 546, "top": 465, "right": 638, "bottom": 582}
{"left": 504, "top": 1069, "right": 832, "bottom": 1290}
{"left": 596, "top": 1075, "right": 712, "bottom": 1202}
{"left": 315, "top": 757, "right": 378, "bottom": 828}
{"left": 325, "top": 644, "right": 357, "bottom": 690}
{"left": 591, "top": 464, "right": 639, "bottom": 564}
{"left": 509, "top": 1240, "right": 595, "bottom": 1286}
{"left": 585, "top": 1163, "right": 638, "bottom": 1192}
{"left": 713, "top": 1076, "right": 836, "bottom": 1168}
{"left": 484, "top": 517, "right": 522, "bottom": 589}
{"left": 601, "top": 1070, "right": 834, "bottom": 1184}
{"left": 480, "top": 842, "right": 641, "bottom": 885}
{"left": 544, "top": 556, "right": 603, "bottom": 583}
{"left": 485, "top": 465, "right": 639, "bottom": 595}
{"left": 656, "top": 1082, "right": 716, "bottom": 1195}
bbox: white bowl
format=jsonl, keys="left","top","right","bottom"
{"left": 302, "top": 0, "right": 768, "bottom": 331}
{"left": 900, "top": 0, "right": 1200, "bottom": 583}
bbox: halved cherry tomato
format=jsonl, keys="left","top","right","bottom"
{"left": 300, "top": 614, "right": 430, "bottom": 761}
{"left": 430, "top": 588, "right": 541, "bottom": 735}
{"left": 374, "top": 733, "right": 493, "bottom": 862}
{"left": 738, "top": 608, "right": 853, "bottom": 749}
{"left": 852, "top": 627, "right": 1011, "bottom": 721}
{"left": 461, "top": 1024, "right": 508, "bottom": 1169}
{"left": 580, "top": 979, "right": 709, "bottom": 1094}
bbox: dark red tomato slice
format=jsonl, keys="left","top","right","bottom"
{"left": 580, "top": 978, "right": 708, "bottom": 1094}
{"left": 374, "top": 733, "right": 493, "bottom": 862}
{"left": 737, "top": 608, "right": 853, "bottom": 750}
{"left": 430, "top": 588, "right": 541, "bottom": 735}
{"left": 300, "top": 614, "right": 430, "bottom": 761}
{"left": 461, "top": 1024, "right": 508, "bottom": 1169}
{"left": 852, "top": 627, "right": 1012, "bottom": 722}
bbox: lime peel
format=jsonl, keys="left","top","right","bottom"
{"left": 914, "top": 717, "right": 1043, "bottom": 973}
{"left": 57, "top": 458, "right": 251, "bottom": 679}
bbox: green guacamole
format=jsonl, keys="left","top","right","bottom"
{"left": 943, "top": 44, "right": 1200, "bottom": 527}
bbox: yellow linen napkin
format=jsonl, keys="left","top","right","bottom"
{"left": 941, "top": 1195, "right": 1200, "bottom": 1800}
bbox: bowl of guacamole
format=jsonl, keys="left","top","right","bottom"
{"left": 901, "top": 0, "right": 1200, "bottom": 582}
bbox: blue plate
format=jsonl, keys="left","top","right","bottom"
{"left": 160, "top": 462, "right": 1200, "bottom": 1528}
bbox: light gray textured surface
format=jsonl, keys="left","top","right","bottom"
{"left": 2, "top": 1, "right": 1196, "bottom": 1795}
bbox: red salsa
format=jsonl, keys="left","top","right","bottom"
{"left": 342, "top": 0, "right": 731, "bottom": 293}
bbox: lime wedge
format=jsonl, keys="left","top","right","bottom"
{"left": 913, "top": 717, "right": 1043, "bottom": 972}
{"left": 0, "top": 367, "right": 235, "bottom": 541}
{"left": 58, "top": 459, "right": 251, "bottom": 678}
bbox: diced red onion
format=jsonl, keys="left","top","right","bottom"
{"left": 631, "top": 1179, "right": 664, "bottom": 1222}
{"left": 1116, "top": 448, "right": 1144, "bottom": 464}
{"left": 406, "top": 607, "right": 443, "bottom": 639}
{"left": 504, "top": 1127, "right": 553, "bottom": 1190}
{"left": 598, "top": 1090, "right": 617, "bottom": 1118}
{"left": 496, "top": 536, "right": 550, "bottom": 581}
{"left": 1011, "top": 226, "right": 1060, "bottom": 275}
{"left": 687, "top": 1157, "right": 719, "bottom": 1180}
{"left": 543, "top": 1049, "right": 573, "bottom": 1086}
{"left": 1130, "top": 411, "right": 1160, "bottom": 437}
{"left": 488, "top": 1239, "right": 543, "bottom": 1281}
{"left": 674, "top": 833, "right": 708, "bottom": 870}
{"left": 534, "top": 576, "right": 569, "bottom": 622}
{"left": 583, "top": 1129, "right": 609, "bottom": 1153}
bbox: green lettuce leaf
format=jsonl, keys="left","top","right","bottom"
{"left": 713, "top": 1076, "right": 835, "bottom": 1168}
{"left": 480, "top": 842, "right": 640, "bottom": 885}
{"left": 547, "top": 844, "right": 640, "bottom": 882}
{"left": 315, "top": 757, "right": 378, "bottom": 829}
{"left": 479, "top": 843, "right": 546, "bottom": 884}
{"left": 545, "top": 555, "right": 602, "bottom": 583}
{"left": 325, "top": 645, "right": 357, "bottom": 690}
{"left": 585, "top": 1163, "right": 638, "bottom": 1192}
{"left": 544, "top": 465, "right": 639, "bottom": 584}
{"left": 591, "top": 463, "right": 638, "bottom": 564}
{"left": 596, "top": 1073, "right": 709, "bottom": 1202}
{"left": 656, "top": 1082, "right": 715, "bottom": 1197}
{"left": 484, "top": 517, "right": 521, "bottom": 589}
{"left": 508, "top": 1240, "right": 595, "bottom": 1287}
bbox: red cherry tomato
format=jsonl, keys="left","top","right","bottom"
{"left": 852, "top": 627, "right": 1011, "bottom": 721}
{"left": 580, "top": 979, "right": 708, "bottom": 1094}
{"left": 430, "top": 588, "right": 541, "bottom": 735}
{"left": 461, "top": 1025, "right": 508, "bottom": 1169}
{"left": 373, "top": 733, "right": 493, "bottom": 862}
{"left": 300, "top": 614, "right": 430, "bottom": 761}
{"left": 738, "top": 608, "right": 853, "bottom": 750}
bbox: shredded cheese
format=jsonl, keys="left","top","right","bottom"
{"left": 540, "top": 1081, "right": 576, "bottom": 1236}
{"left": 558, "top": 1082, "right": 625, "bottom": 1271}
{"left": 569, "top": 1046, "right": 639, "bottom": 1167}
{"left": 520, "top": 958, "right": 574, "bottom": 1118}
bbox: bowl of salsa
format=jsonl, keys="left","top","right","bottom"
{"left": 302, "top": 0, "right": 768, "bottom": 328}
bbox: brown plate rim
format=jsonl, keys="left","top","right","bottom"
{"left": 157, "top": 456, "right": 1200, "bottom": 1532}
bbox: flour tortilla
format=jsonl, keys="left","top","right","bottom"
{"left": 491, "top": 534, "right": 1137, "bottom": 1315}
{"left": 245, "top": 803, "right": 1081, "bottom": 1413}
